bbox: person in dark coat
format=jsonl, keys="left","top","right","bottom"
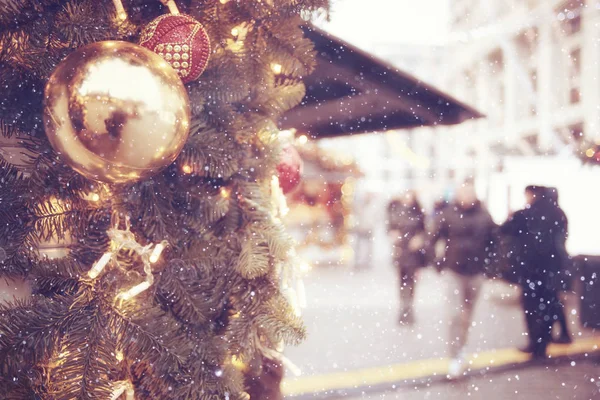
{"left": 387, "top": 190, "right": 427, "bottom": 326}
{"left": 543, "top": 187, "right": 572, "bottom": 344}
{"left": 500, "top": 185, "right": 568, "bottom": 358}
{"left": 428, "top": 182, "right": 497, "bottom": 377}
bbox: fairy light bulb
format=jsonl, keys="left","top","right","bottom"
{"left": 220, "top": 187, "right": 231, "bottom": 199}
{"left": 297, "top": 134, "right": 308, "bottom": 145}
{"left": 117, "top": 281, "right": 152, "bottom": 302}
{"left": 182, "top": 164, "right": 193, "bottom": 174}
{"left": 111, "top": 381, "right": 135, "bottom": 400}
{"left": 87, "top": 219, "right": 167, "bottom": 302}
{"left": 149, "top": 242, "right": 166, "bottom": 263}
{"left": 586, "top": 148, "right": 595, "bottom": 158}
{"left": 271, "top": 63, "right": 282, "bottom": 75}
{"left": 88, "top": 252, "right": 112, "bottom": 279}
{"left": 112, "top": 0, "right": 128, "bottom": 20}
{"left": 159, "top": 0, "right": 180, "bottom": 14}
{"left": 231, "top": 355, "right": 246, "bottom": 371}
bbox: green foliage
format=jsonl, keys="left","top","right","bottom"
{"left": 0, "top": 0, "right": 328, "bottom": 397}
{"left": 46, "top": 299, "right": 115, "bottom": 399}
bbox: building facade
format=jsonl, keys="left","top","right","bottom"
{"left": 423, "top": 0, "right": 600, "bottom": 252}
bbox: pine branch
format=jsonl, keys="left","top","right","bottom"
{"left": 29, "top": 257, "right": 87, "bottom": 295}
{"left": 46, "top": 299, "right": 114, "bottom": 400}
{"left": 180, "top": 190, "right": 231, "bottom": 232}
{"left": 0, "top": 1, "right": 329, "bottom": 397}
{"left": 132, "top": 184, "right": 174, "bottom": 242}
{"left": 0, "top": 372, "right": 36, "bottom": 399}
{"left": 107, "top": 305, "right": 189, "bottom": 372}
{"left": 0, "top": 158, "right": 26, "bottom": 191}
{"left": 253, "top": 80, "right": 306, "bottom": 117}
{"left": 177, "top": 123, "right": 242, "bottom": 180}
{"left": 211, "top": 197, "right": 244, "bottom": 238}
{"left": 225, "top": 314, "right": 258, "bottom": 361}
{"left": 263, "top": 222, "right": 294, "bottom": 261}
{"left": 255, "top": 294, "right": 306, "bottom": 345}
{"left": 0, "top": 294, "right": 74, "bottom": 376}
{"left": 262, "top": 19, "right": 316, "bottom": 78}
{"left": 178, "top": 359, "right": 246, "bottom": 400}
{"left": 189, "top": 50, "right": 251, "bottom": 105}
{"left": 236, "top": 232, "right": 272, "bottom": 280}
{"left": 54, "top": 1, "right": 115, "bottom": 47}
{"left": 157, "top": 262, "right": 225, "bottom": 327}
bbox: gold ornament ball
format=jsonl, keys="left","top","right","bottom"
{"left": 44, "top": 41, "right": 191, "bottom": 183}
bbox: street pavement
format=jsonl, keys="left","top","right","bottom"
{"left": 345, "top": 360, "right": 600, "bottom": 399}
{"left": 283, "top": 259, "right": 597, "bottom": 398}
{"left": 286, "top": 264, "right": 587, "bottom": 376}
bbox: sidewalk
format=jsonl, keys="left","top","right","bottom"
{"left": 345, "top": 359, "right": 600, "bottom": 400}
{"left": 283, "top": 262, "right": 596, "bottom": 397}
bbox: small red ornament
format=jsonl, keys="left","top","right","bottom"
{"left": 277, "top": 145, "right": 303, "bottom": 195}
{"left": 139, "top": 14, "right": 211, "bottom": 84}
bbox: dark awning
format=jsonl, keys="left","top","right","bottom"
{"left": 279, "top": 25, "right": 483, "bottom": 139}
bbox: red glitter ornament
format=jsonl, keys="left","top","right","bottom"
{"left": 139, "top": 14, "right": 210, "bottom": 84}
{"left": 277, "top": 145, "right": 303, "bottom": 195}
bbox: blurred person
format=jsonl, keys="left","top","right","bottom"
{"left": 433, "top": 198, "right": 449, "bottom": 216}
{"left": 500, "top": 185, "right": 568, "bottom": 359}
{"left": 545, "top": 187, "right": 572, "bottom": 344}
{"left": 387, "top": 191, "right": 427, "bottom": 325}
{"left": 428, "top": 182, "right": 497, "bottom": 377}
{"left": 354, "top": 192, "right": 377, "bottom": 270}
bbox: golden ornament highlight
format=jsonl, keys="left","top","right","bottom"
{"left": 43, "top": 41, "right": 191, "bottom": 183}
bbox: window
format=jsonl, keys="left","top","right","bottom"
{"left": 569, "top": 48, "right": 581, "bottom": 104}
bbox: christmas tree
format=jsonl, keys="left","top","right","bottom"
{"left": 0, "top": 0, "right": 327, "bottom": 398}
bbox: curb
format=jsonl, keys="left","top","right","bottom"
{"left": 282, "top": 337, "right": 600, "bottom": 399}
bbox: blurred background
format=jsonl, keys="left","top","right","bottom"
{"left": 275, "top": 0, "right": 600, "bottom": 399}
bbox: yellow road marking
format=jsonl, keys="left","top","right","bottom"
{"left": 282, "top": 336, "right": 600, "bottom": 396}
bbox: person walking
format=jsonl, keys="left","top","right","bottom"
{"left": 387, "top": 191, "right": 427, "bottom": 326}
{"left": 429, "top": 182, "right": 497, "bottom": 378}
{"left": 500, "top": 185, "right": 568, "bottom": 359}
{"left": 354, "top": 192, "right": 378, "bottom": 270}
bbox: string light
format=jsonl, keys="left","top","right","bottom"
{"left": 149, "top": 242, "right": 166, "bottom": 264}
{"left": 586, "top": 148, "right": 595, "bottom": 158}
{"left": 220, "top": 187, "right": 231, "bottom": 199}
{"left": 297, "top": 134, "right": 308, "bottom": 145}
{"left": 88, "top": 252, "right": 112, "bottom": 279}
{"left": 86, "top": 216, "right": 168, "bottom": 304}
{"left": 115, "top": 350, "right": 124, "bottom": 362}
{"left": 116, "top": 281, "right": 152, "bottom": 302}
{"left": 112, "top": 0, "right": 128, "bottom": 21}
{"left": 159, "top": 0, "right": 180, "bottom": 14}
{"left": 298, "top": 262, "right": 311, "bottom": 274}
{"left": 181, "top": 164, "right": 193, "bottom": 174}
{"left": 271, "top": 63, "right": 283, "bottom": 75}
{"left": 111, "top": 381, "right": 135, "bottom": 400}
{"left": 231, "top": 355, "right": 246, "bottom": 371}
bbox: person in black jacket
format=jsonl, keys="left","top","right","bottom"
{"left": 500, "top": 185, "right": 568, "bottom": 358}
{"left": 387, "top": 191, "right": 427, "bottom": 326}
{"left": 429, "top": 182, "right": 497, "bottom": 377}
{"left": 543, "top": 187, "right": 572, "bottom": 344}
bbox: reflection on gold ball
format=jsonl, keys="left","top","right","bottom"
{"left": 44, "top": 41, "right": 190, "bottom": 183}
